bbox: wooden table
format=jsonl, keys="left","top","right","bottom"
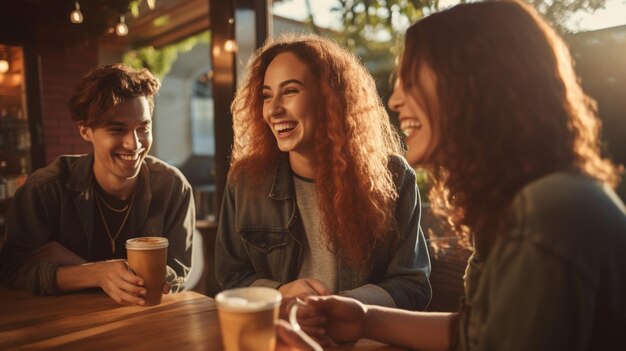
{"left": 0, "top": 288, "right": 405, "bottom": 350}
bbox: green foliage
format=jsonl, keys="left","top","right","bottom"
{"left": 319, "top": 0, "right": 608, "bottom": 99}
{"left": 567, "top": 30, "right": 626, "bottom": 202}
{"left": 328, "top": 1, "right": 439, "bottom": 99}
{"left": 123, "top": 46, "right": 178, "bottom": 78}
{"left": 129, "top": 1, "right": 141, "bottom": 18}
{"left": 414, "top": 167, "right": 430, "bottom": 198}
{"left": 122, "top": 31, "right": 210, "bottom": 79}
{"left": 528, "top": 0, "right": 607, "bottom": 33}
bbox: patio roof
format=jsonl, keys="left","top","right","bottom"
{"left": 0, "top": 0, "right": 210, "bottom": 49}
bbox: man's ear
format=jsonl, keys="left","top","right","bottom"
{"left": 78, "top": 123, "right": 93, "bottom": 143}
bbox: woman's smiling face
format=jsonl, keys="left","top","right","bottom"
{"left": 388, "top": 64, "right": 440, "bottom": 167}
{"left": 262, "top": 52, "right": 320, "bottom": 161}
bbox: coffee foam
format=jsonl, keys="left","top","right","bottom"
{"left": 216, "top": 287, "right": 282, "bottom": 313}
{"left": 220, "top": 297, "right": 274, "bottom": 311}
{"left": 126, "top": 237, "right": 169, "bottom": 250}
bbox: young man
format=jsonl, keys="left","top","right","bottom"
{"left": 0, "top": 64, "right": 195, "bottom": 306}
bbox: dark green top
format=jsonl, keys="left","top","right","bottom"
{"left": 454, "top": 172, "right": 626, "bottom": 351}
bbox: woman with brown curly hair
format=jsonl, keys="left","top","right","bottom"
{"left": 277, "top": 1, "right": 626, "bottom": 350}
{"left": 215, "top": 34, "right": 431, "bottom": 311}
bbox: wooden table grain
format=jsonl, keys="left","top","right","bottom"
{"left": 0, "top": 288, "right": 405, "bottom": 350}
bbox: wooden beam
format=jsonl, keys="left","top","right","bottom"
{"left": 210, "top": 0, "right": 270, "bottom": 219}
{"left": 210, "top": 0, "right": 236, "bottom": 218}
{"left": 138, "top": 17, "right": 210, "bottom": 48}
{"left": 23, "top": 46, "right": 46, "bottom": 170}
{"left": 254, "top": 0, "right": 272, "bottom": 46}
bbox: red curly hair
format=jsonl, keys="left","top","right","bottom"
{"left": 400, "top": 0, "right": 621, "bottom": 249}
{"left": 231, "top": 34, "right": 404, "bottom": 266}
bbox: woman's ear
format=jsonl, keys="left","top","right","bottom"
{"left": 77, "top": 123, "right": 93, "bottom": 143}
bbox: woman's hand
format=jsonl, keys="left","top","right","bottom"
{"left": 306, "top": 295, "right": 367, "bottom": 343}
{"left": 277, "top": 295, "right": 368, "bottom": 349}
{"left": 277, "top": 320, "right": 319, "bottom": 351}
{"left": 279, "top": 297, "right": 331, "bottom": 346}
{"left": 96, "top": 260, "right": 147, "bottom": 306}
{"left": 278, "top": 278, "right": 330, "bottom": 299}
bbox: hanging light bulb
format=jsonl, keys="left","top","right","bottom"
{"left": 70, "top": 1, "right": 83, "bottom": 24}
{"left": 115, "top": 15, "right": 129, "bottom": 36}
{"left": 0, "top": 59, "right": 9, "bottom": 74}
{"left": 0, "top": 47, "right": 9, "bottom": 74}
{"left": 224, "top": 39, "right": 237, "bottom": 53}
{"left": 147, "top": 0, "right": 156, "bottom": 10}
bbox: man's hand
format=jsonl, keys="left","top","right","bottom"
{"left": 96, "top": 260, "right": 147, "bottom": 306}
{"left": 162, "top": 282, "right": 171, "bottom": 294}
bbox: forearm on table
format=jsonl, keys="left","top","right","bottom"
{"left": 340, "top": 284, "right": 396, "bottom": 307}
{"left": 8, "top": 261, "right": 60, "bottom": 295}
{"left": 23, "top": 241, "right": 87, "bottom": 266}
{"left": 55, "top": 262, "right": 105, "bottom": 292}
{"left": 2, "top": 242, "right": 89, "bottom": 295}
{"left": 363, "top": 306, "right": 457, "bottom": 351}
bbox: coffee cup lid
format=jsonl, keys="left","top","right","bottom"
{"left": 125, "top": 237, "right": 169, "bottom": 250}
{"left": 216, "top": 287, "right": 282, "bottom": 312}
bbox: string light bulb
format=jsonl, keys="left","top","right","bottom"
{"left": 0, "top": 59, "right": 9, "bottom": 74}
{"left": 0, "top": 47, "right": 9, "bottom": 74}
{"left": 70, "top": 1, "right": 83, "bottom": 24}
{"left": 147, "top": 0, "right": 156, "bottom": 10}
{"left": 115, "top": 15, "right": 129, "bottom": 36}
{"left": 224, "top": 39, "right": 237, "bottom": 53}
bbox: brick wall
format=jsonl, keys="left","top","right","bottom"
{"left": 39, "top": 42, "right": 98, "bottom": 163}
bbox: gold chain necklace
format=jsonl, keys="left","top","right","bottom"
{"left": 95, "top": 191, "right": 135, "bottom": 253}
{"left": 94, "top": 189, "right": 130, "bottom": 213}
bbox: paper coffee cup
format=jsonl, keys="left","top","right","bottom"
{"left": 126, "top": 237, "right": 168, "bottom": 306}
{"left": 216, "top": 287, "right": 282, "bottom": 351}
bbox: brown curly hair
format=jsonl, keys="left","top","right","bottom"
{"left": 67, "top": 63, "right": 160, "bottom": 128}
{"left": 231, "top": 34, "right": 404, "bottom": 266}
{"left": 400, "top": 0, "right": 621, "bottom": 249}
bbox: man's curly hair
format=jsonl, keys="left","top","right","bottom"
{"left": 67, "top": 63, "right": 160, "bottom": 127}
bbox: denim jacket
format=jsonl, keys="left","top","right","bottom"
{"left": 0, "top": 154, "right": 195, "bottom": 295}
{"left": 215, "top": 154, "right": 431, "bottom": 310}
{"left": 453, "top": 172, "right": 626, "bottom": 350}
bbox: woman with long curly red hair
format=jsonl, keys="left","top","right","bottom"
{"left": 215, "top": 34, "right": 431, "bottom": 311}
{"left": 277, "top": 1, "right": 626, "bottom": 350}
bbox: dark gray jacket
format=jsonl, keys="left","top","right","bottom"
{"left": 454, "top": 172, "right": 626, "bottom": 350}
{"left": 0, "top": 154, "right": 195, "bottom": 295}
{"left": 215, "top": 154, "right": 431, "bottom": 310}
